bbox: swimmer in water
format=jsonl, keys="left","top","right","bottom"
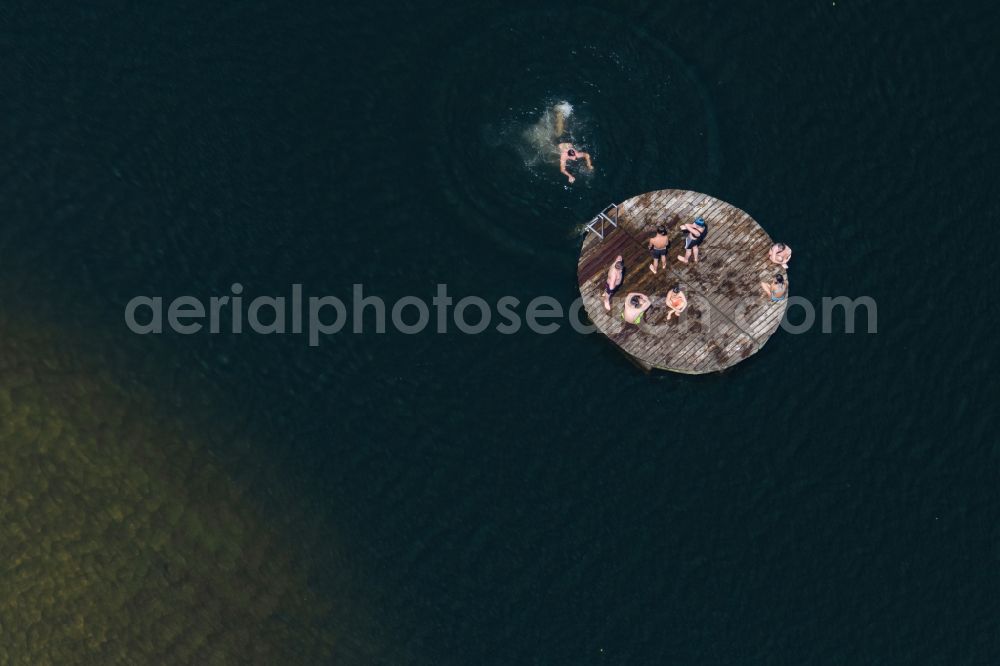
{"left": 559, "top": 144, "right": 593, "bottom": 184}
{"left": 552, "top": 102, "right": 593, "bottom": 183}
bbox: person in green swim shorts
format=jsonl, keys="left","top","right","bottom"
{"left": 621, "top": 293, "right": 651, "bottom": 325}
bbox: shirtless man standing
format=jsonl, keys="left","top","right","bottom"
{"left": 648, "top": 224, "right": 671, "bottom": 273}
{"left": 602, "top": 256, "right": 624, "bottom": 312}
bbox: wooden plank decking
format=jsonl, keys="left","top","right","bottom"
{"left": 577, "top": 189, "right": 787, "bottom": 373}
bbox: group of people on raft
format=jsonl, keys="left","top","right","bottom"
{"left": 600, "top": 217, "right": 793, "bottom": 325}
{"left": 549, "top": 102, "right": 793, "bottom": 324}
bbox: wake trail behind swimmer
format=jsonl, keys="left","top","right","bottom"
{"left": 551, "top": 102, "right": 593, "bottom": 184}
{"left": 517, "top": 101, "right": 593, "bottom": 183}
{"left": 554, "top": 101, "right": 573, "bottom": 137}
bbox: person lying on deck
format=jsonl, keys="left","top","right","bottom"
{"left": 648, "top": 225, "right": 671, "bottom": 273}
{"left": 769, "top": 242, "right": 792, "bottom": 269}
{"left": 621, "top": 293, "right": 651, "bottom": 325}
{"left": 602, "top": 256, "right": 624, "bottom": 312}
{"left": 665, "top": 284, "right": 688, "bottom": 320}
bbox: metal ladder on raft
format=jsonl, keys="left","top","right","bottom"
{"left": 584, "top": 203, "right": 619, "bottom": 239}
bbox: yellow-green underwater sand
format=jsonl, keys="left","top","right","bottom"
{"left": 0, "top": 318, "right": 346, "bottom": 664}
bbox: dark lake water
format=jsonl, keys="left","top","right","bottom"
{"left": 1, "top": 0, "right": 998, "bottom": 663}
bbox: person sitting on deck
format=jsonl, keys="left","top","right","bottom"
{"left": 558, "top": 143, "right": 593, "bottom": 184}
{"left": 648, "top": 225, "right": 671, "bottom": 273}
{"left": 665, "top": 284, "right": 688, "bottom": 320}
{"left": 677, "top": 217, "right": 708, "bottom": 264}
{"left": 621, "top": 293, "right": 651, "bottom": 325}
{"left": 760, "top": 274, "right": 788, "bottom": 302}
{"left": 769, "top": 242, "right": 792, "bottom": 269}
{"left": 602, "top": 255, "right": 624, "bottom": 312}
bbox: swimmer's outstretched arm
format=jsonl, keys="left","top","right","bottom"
{"left": 559, "top": 155, "right": 575, "bottom": 183}
{"left": 579, "top": 151, "right": 593, "bottom": 169}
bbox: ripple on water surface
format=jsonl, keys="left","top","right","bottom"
{"left": 428, "top": 7, "right": 720, "bottom": 265}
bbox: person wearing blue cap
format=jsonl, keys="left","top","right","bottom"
{"left": 677, "top": 217, "right": 708, "bottom": 264}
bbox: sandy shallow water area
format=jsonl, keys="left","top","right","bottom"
{"left": 0, "top": 317, "right": 344, "bottom": 664}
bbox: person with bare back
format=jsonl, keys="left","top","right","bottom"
{"left": 769, "top": 242, "right": 792, "bottom": 269}
{"left": 621, "top": 293, "right": 651, "bottom": 325}
{"left": 648, "top": 224, "right": 670, "bottom": 273}
{"left": 558, "top": 143, "right": 593, "bottom": 183}
{"left": 602, "top": 255, "right": 624, "bottom": 311}
{"left": 552, "top": 102, "right": 593, "bottom": 184}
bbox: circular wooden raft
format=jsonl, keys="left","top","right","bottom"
{"left": 577, "top": 189, "right": 787, "bottom": 373}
